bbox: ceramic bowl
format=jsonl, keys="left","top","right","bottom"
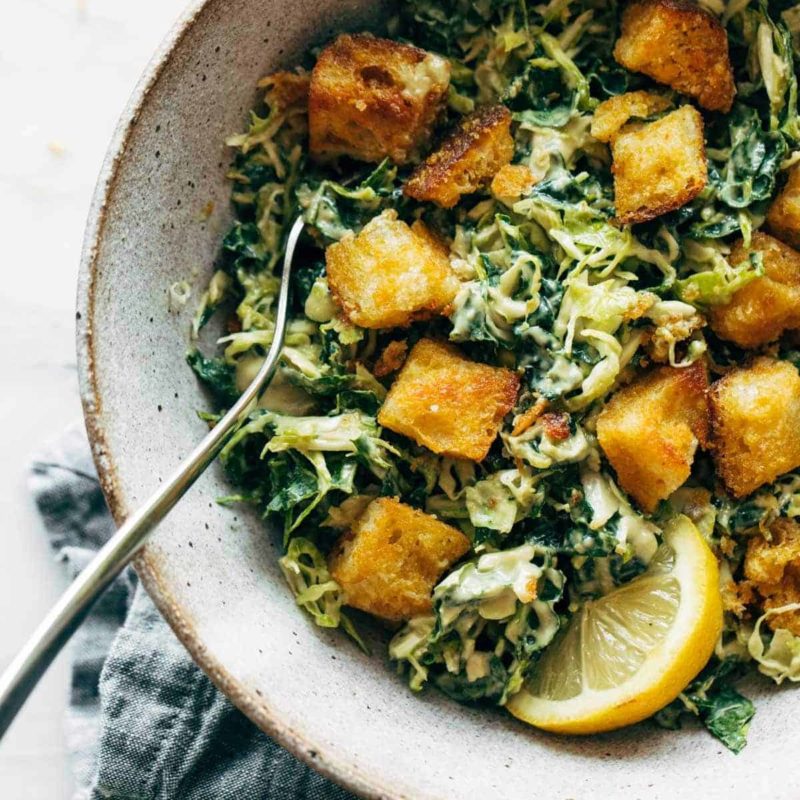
{"left": 76, "top": 1, "right": 797, "bottom": 797}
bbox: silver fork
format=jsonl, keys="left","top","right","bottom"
{"left": 0, "top": 216, "right": 305, "bottom": 739}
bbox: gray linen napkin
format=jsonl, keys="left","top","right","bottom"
{"left": 29, "top": 422, "right": 356, "bottom": 800}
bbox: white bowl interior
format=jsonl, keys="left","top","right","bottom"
{"left": 78, "top": 1, "right": 797, "bottom": 797}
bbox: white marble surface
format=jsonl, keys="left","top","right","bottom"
{"left": 0, "top": 1, "right": 189, "bottom": 795}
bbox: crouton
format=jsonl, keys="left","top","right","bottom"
{"left": 373, "top": 340, "right": 408, "bottom": 378}
{"left": 744, "top": 518, "right": 800, "bottom": 635}
{"left": 590, "top": 91, "right": 671, "bottom": 143}
{"left": 721, "top": 576, "right": 757, "bottom": 618}
{"left": 404, "top": 105, "right": 514, "bottom": 208}
{"left": 709, "top": 232, "right": 800, "bottom": 348}
{"left": 710, "top": 357, "right": 800, "bottom": 497}
{"left": 612, "top": 105, "right": 707, "bottom": 224}
{"left": 328, "top": 497, "right": 470, "bottom": 621}
{"left": 308, "top": 34, "right": 450, "bottom": 164}
{"left": 491, "top": 164, "right": 537, "bottom": 205}
{"left": 409, "top": 219, "right": 450, "bottom": 258}
{"left": 325, "top": 210, "right": 459, "bottom": 329}
{"left": 378, "top": 338, "right": 520, "bottom": 461}
{"left": 767, "top": 165, "right": 800, "bottom": 249}
{"left": 613, "top": 0, "right": 735, "bottom": 113}
{"left": 596, "top": 361, "right": 709, "bottom": 512}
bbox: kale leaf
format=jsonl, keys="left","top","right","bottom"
{"left": 396, "top": 0, "right": 517, "bottom": 57}
{"left": 699, "top": 686, "right": 757, "bottom": 754}
{"left": 221, "top": 221, "right": 271, "bottom": 272}
{"left": 187, "top": 350, "right": 239, "bottom": 407}
{"left": 654, "top": 658, "right": 755, "bottom": 754}
{"left": 713, "top": 105, "right": 787, "bottom": 209}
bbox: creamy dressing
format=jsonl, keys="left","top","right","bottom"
{"left": 437, "top": 545, "right": 546, "bottom": 627}
{"left": 304, "top": 277, "right": 337, "bottom": 322}
{"left": 465, "top": 469, "right": 539, "bottom": 534}
{"left": 401, "top": 53, "right": 451, "bottom": 101}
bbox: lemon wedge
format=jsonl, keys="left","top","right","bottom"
{"left": 507, "top": 515, "right": 722, "bottom": 734}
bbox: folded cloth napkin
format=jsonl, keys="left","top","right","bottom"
{"left": 30, "top": 423, "right": 355, "bottom": 800}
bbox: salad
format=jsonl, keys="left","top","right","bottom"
{"left": 187, "top": 0, "right": 800, "bottom": 752}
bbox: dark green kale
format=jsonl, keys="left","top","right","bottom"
{"left": 265, "top": 453, "right": 321, "bottom": 523}
{"left": 298, "top": 159, "right": 400, "bottom": 243}
{"left": 395, "top": 0, "right": 518, "bottom": 58}
{"left": 187, "top": 351, "right": 239, "bottom": 407}
{"left": 290, "top": 259, "right": 324, "bottom": 313}
{"left": 714, "top": 105, "right": 787, "bottom": 208}
{"left": 506, "top": 45, "right": 581, "bottom": 128}
{"left": 654, "top": 658, "right": 755, "bottom": 754}
{"left": 221, "top": 221, "right": 272, "bottom": 272}
{"left": 434, "top": 654, "right": 510, "bottom": 703}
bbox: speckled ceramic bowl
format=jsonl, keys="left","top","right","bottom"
{"left": 76, "top": 1, "right": 798, "bottom": 797}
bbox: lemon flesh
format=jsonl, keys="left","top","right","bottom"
{"left": 507, "top": 515, "right": 722, "bottom": 735}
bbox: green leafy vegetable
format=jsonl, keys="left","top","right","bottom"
{"left": 655, "top": 658, "right": 755, "bottom": 754}
{"left": 390, "top": 544, "right": 565, "bottom": 703}
{"left": 713, "top": 105, "right": 787, "bottom": 209}
{"left": 187, "top": 351, "right": 239, "bottom": 407}
{"left": 279, "top": 537, "right": 367, "bottom": 650}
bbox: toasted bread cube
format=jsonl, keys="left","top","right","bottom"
{"left": 612, "top": 105, "right": 707, "bottom": 224}
{"left": 614, "top": 0, "right": 735, "bottom": 112}
{"left": 597, "top": 361, "right": 709, "bottom": 512}
{"left": 590, "top": 91, "right": 671, "bottom": 143}
{"left": 491, "top": 164, "right": 537, "bottom": 205}
{"left": 378, "top": 338, "right": 520, "bottom": 461}
{"left": 710, "top": 232, "right": 800, "bottom": 348}
{"left": 308, "top": 34, "right": 450, "bottom": 164}
{"left": 325, "top": 211, "right": 459, "bottom": 329}
{"left": 710, "top": 357, "right": 800, "bottom": 497}
{"left": 767, "top": 166, "right": 800, "bottom": 249}
{"left": 404, "top": 105, "right": 514, "bottom": 208}
{"left": 328, "top": 497, "right": 470, "bottom": 621}
{"left": 744, "top": 519, "right": 800, "bottom": 635}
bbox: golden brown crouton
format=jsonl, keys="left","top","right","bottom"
{"left": 404, "top": 105, "right": 514, "bottom": 208}
{"left": 590, "top": 91, "right": 671, "bottom": 143}
{"left": 328, "top": 497, "right": 470, "bottom": 621}
{"left": 709, "top": 232, "right": 800, "bottom": 348}
{"left": 373, "top": 340, "right": 409, "bottom": 378}
{"left": 612, "top": 105, "right": 707, "bottom": 224}
{"left": 491, "top": 164, "right": 537, "bottom": 205}
{"left": 744, "top": 518, "right": 800, "bottom": 635}
{"left": 596, "top": 361, "right": 709, "bottom": 512}
{"left": 767, "top": 166, "right": 800, "bottom": 249}
{"left": 409, "top": 219, "right": 450, "bottom": 258}
{"left": 378, "top": 338, "right": 520, "bottom": 461}
{"left": 325, "top": 210, "right": 459, "bottom": 329}
{"left": 613, "top": 0, "right": 735, "bottom": 113}
{"left": 721, "top": 577, "right": 757, "bottom": 618}
{"left": 308, "top": 34, "right": 450, "bottom": 164}
{"left": 710, "top": 357, "right": 800, "bottom": 498}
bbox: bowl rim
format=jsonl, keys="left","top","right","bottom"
{"left": 75, "top": 2, "right": 394, "bottom": 797}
